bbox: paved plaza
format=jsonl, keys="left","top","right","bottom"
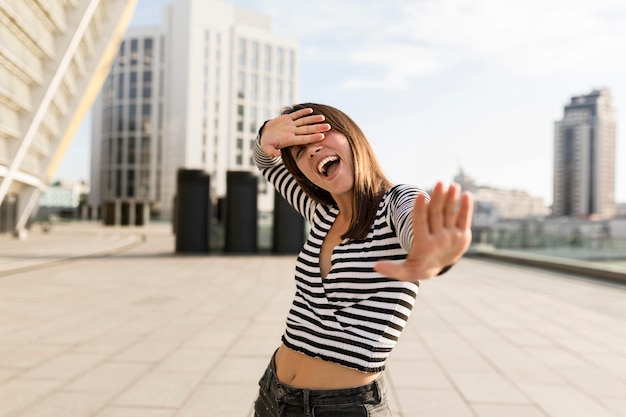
{"left": 0, "top": 223, "right": 625, "bottom": 417}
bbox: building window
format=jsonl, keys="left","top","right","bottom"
{"left": 263, "top": 76, "right": 271, "bottom": 103}
{"left": 250, "top": 107, "right": 257, "bottom": 133}
{"left": 129, "top": 71, "right": 137, "bottom": 98}
{"left": 115, "top": 169, "right": 122, "bottom": 198}
{"left": 141, "top": 136, "right": 150, "bottom": 164}
{"left": 129, "top": 104, "right": 137, "bottom": 131}
{"left": 130, "top": 39, "right": 138, "bottom": 66}
{"left": 128, "top": 137, "right": 135, "bottom": 164}
{"left": 251, "top": 75, "right": 258, "bottom": 101}
{"left": 276, "top": 80, "right": 283, "bottom": 105}
{"left": 117, "top": 105, "right": 124, "bottom": 132}
{"left": 251, "top": 41, "right": 259, "bottom": 68}
{"left": 119, "top": 41, "right": 126, "bottom": 66}
{"left": 116, "top": 137, "right": 123, "bottom": 164}
{"left": 237, "top": 71, "right": 245, "bottom": 98}
{"left": 144, "top": 38, "right": 153, "bottom": 67}
{"left": 264, "top": 44, "right": 272, "bottom": 71}
{"left": 117, "top": 73, "right": 124, "bottom": 99}
{"left": 237, "top": 105, "right": 244, "bottom": 132}
{"left": 277, "top": 48, "right": 284, "bottom": 74}
{"left": 127, "top": 170, "right": 135, "bottom": 197}
{"left": 289, "top": 50, "right": 295, "bottom": 76}
{"left": 142, "top": 104, "right": 151, "bottom": 133}
{"left": 239, "top": 38, "right": 247, "bottom": 66}
{"left": 143, "top": 71, "right": 152, "bottom": 98}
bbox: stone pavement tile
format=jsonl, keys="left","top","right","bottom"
{"left": 69, "top": 330, "right": 142, "bottom": 356}
{"left": 205, "top": 356, "right": 269, "bottom": 385}
{"left": 393, "top": 388, "right": 473, "bottom": 417}
{"left": 113, "top": 371, "right": 204, "bottom": 408}
{"left": 0, "top": 344, "right": 66, "bottom": 369}
{"left": 64, "top": 362, "right": 149, "bottom": 394}
{"left": 177, "top": 383, "right": 258, "bottom": 417}
{"left": 243, "top": 321, "right": 286, "bottom": 338}
{"left": 602, "top": 398, "right": 626, "bottom": 417}
{"left": 0, "top": 378, "right": 60, "bottom": 417}
{"left": 21, "top": 352, "right": 106, "bottom": 381}
{"left": 14, "top": 391, "right": 109, "bottom": 417}
{"left": 227, "top": 335, "right": 283, "bottom": 357}
{"left": 113, "top": 341, "right": 179, "bottom": 363}
{"left": 521, "top": 383, "right": 620, "bottom": 417}
{"left": 140, "top": 316, "right": 211, "bottom": 345}
{"left": 499, "top": 328, "right": 556, "bottom": 348}
{"left": 415, "top": 331, "right": 495, "bottom": 373}
{"left": 524, "top": 346, "right": 590, "bottom": 369}
{"left": 471, "top": 404, "right": 547, "bottom": 417}
{"left": 0, "top": 369, "right": 18, "bottom": 383}
{"left": 97, "top": 408, "right": 174, "bottom": 417}
{"left": 386, "top": 360, "right": 452, "bottom": 390}
{"left": 42, "top": 319, "right": 130, "bottom": 346}
{"left": 555, "top": 364, "right": 626, "bottom": 398}
{"left": 584, "top": 353, "right": 626, "bottom": 381}
{"left": 446, "top": 370, "right": 529, "bottom": 404}
{"left": 153, "top": 348, "right": 222, "bottom": 374}
{"left": 387, "top": 338, "right": 432, "bottom": 362}
{"left": 469, "top": 339, "right": 563, "bottom": 384}
{"left": 184, "top": 318, "right": 251, "bottom": 349}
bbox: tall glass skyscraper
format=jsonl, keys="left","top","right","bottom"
{"left": 553, "top": 89, "right": 616, "bottom": 219}
{"left": 90, "top": 0, "right": 299, "bottom": 224}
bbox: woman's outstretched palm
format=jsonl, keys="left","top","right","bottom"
{"left": 374, "top": 182, "right": 474, "bottom": 281}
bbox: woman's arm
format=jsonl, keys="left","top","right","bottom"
{"left": 254, "top": 108, "right": 330, "bottom": 221}
{"left": 376, "top": 182, "right": 473, "bottom": 281}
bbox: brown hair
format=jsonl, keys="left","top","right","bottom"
{"left": 280, "top": 103, "right": 393, "bottom": 240}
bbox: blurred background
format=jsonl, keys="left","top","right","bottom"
{"left": 1, "top": 0, "right": 625, "bottom": 264}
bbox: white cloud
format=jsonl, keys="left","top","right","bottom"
{"left": 341, "top": 44, "right": 443, "bottom": 90}
{"left": 261, "top": 0, "right": 626, "bottom": 87}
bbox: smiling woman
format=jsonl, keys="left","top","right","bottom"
{"left": 252, "top": 103, "right": 474, "bottom": 416}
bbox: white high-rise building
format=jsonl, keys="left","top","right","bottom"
{"left": 90, "top": 0, "right": 299, "bottom": 223}
{"left": 553, "top": 88, "right": 616, "bottom": 219}
{"left": 0, "top": 0, "right": 138, "bottom": 236}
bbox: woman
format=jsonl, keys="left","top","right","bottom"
{"left": 253, "top": 103, "right": 473, "bottom": 416}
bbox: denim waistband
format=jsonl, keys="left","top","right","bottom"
{"left": 266, "top": 350, "right": 385, "bottom": 408}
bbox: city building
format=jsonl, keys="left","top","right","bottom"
{"left": 453, "top": 168, "right": 549, "bottom": 228}
{"left": 36, "top": 179, "right": 89, "bottom": 221}
{"left": 89, "top": 0, "right": 299, "bottom": 224}
{"left": 0, "top": 0, "right": 138, "bottom": 236}
{"left": 553, "top": 88, "right": 616, "bottom": 219}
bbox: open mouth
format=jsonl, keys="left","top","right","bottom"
{"left": 317, "top": 155, "right": 340, "bottom": 177}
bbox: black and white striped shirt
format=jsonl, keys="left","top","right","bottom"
{"left": 255, "top": 141, "right": 425, "bottom": 372}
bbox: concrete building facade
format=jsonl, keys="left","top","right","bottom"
{"left": 89, "top": 0, "right": 299, "bottom": 223}
{"left": 553, "top": 88, "right": 616, "bottom": 219}
{"left": 0, "top": 0, "right": 138, "bottom": 236}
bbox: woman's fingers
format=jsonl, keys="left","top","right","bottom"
{"left": 456, "top": 192, "right": 474, "bottom": 230}
{"left": 427, "top": 182, "right": 445, "bottom": 234}
{"left": 373, "top": 260, "right": 409, "bottom": 281}
{"left": 443, "top": 184, "right": 460, "bottom": 229}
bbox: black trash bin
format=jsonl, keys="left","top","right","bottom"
{"left": 272, "top": 190, "right": 305, "bottom": 254}
{"left": 224, "top": 171, "right": 258, "bottom": 253}
{"left": 175, "top": 169, "right": 211, "bottom": 253}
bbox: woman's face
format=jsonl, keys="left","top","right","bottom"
{"left": 289, "top": 130, "right": 355, "bottom": 198}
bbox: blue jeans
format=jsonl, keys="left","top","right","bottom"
{"left": 253, "top": 353, "right": 392, "bottom": 417}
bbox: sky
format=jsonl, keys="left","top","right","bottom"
{"left": 55, "top": 0, "right": 626, "bottom": 205}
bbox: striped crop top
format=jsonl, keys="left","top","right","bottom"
{"left": 254, "top": 140, "right": 426, "bottom": 373}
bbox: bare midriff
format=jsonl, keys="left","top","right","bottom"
{"left": 274, "top": 343, "right": 381, "bottom": 389}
